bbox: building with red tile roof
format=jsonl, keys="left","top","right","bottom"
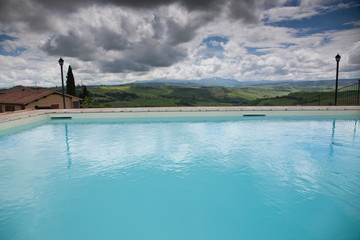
{"left": 0, "top": 86, "right": 81, "bottom": 112}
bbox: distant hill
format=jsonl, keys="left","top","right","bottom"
{"left": 127, "top": 78, "right": 245, "bottom": 87}
{"left": 128, "top": 78, "right": 358, "bottom": 88}
{"left": 81, "top": 81, "right": 360, "bottom": 108}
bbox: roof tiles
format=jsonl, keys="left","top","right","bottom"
{"left": 0, "top": 86, "right": 80, "bottom": 105}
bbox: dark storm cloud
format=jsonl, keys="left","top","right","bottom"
{"left": 41, "top": 18, "right": 188, "bottom": 73}
{"left": 100, "top": 59, "right": 150, "bottom": 73}
{"left": 0, "top": 0, "right": 270, "bottom": 31}
{"left": 0, "top": 0, "right": 57, "bottom": 31}
{"left": 41, "top": 31, "right": 96, "bottom": 61}
{"left": 228, "top": 0, "right": 260, "bottom": 23}
{"left": 38, "top": 4, "right": 199, "bottom": 73}
{"left": 93, "top": 27, "right": 130, "bottom": 51}
{"left": 99, "top": 41, "right": 187, "bottom": 73}
{"left": 99, "top": 38, "right": 187, "bottom": 73}
{"left": 228, "top": 0, "right": 282, "bottom": 23}
{"left": 130, "top": 39, "right": 187, "bottom": 67}
{"left": 18, "top": 0, "right": 224, "bottom": 11}
{"left": 150, "top": 9, "right": 217, "bottom": 45}
{"left": 166, "top": 20, "right": 197, "bottom": 45}
{"left": 1, "top": 0, "right": 279, "bottom": 73}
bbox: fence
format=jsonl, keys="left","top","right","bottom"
{"left": 317, "top": 80, "right": 360, "bottom": 106}
{"left": 336, "top": 80, "right": 360, "bottom": 105}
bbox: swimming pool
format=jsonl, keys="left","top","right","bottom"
{"left": 1, "top": 115, "right": 359, "bottom": 239}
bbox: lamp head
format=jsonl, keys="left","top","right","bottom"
{"left": 335, "top": 54, "right": 341, "bottom": 63}
{"left": 58, "top": 57, "right": 64, "bottom": 66}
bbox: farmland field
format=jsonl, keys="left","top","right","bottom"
{"left": 74, "top": 84, "right": 341, "bottom": 108}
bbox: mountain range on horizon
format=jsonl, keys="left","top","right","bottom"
{"left": 125, "top": 77, "right": 359, "bottom": 88}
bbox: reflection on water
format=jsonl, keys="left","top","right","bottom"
{"left": 55, "top": 119, "right": 360, "bottom": 202}
{"left": 55, "top": 119, "right": 360, "bottom": 178}
{"left": 65, "top": 124, "right": 72, "bottom": 169}
{"left": 330, "top": 120, "right": 336, "bottom": 156}
{"left": 353, "top": 120, "right": 358, "bottom": 142}
{"left": 1, "top": 118, "right": 360, "bottom": 239}
{"left": 330, "top": 119, "right": 358, "bottom": 156}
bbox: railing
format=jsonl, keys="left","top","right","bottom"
{"left": 317, "top": 80, "right": 360, "bottom": 106}
{"left": 336, "top": 80, "right": 360, "bottom": 105}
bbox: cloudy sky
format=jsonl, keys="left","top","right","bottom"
{"left": 0, "top": 0, "right": 359, "bottom": 87}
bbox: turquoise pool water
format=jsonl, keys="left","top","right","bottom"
{"left": 0, "top": 116, "right": 360, "bottom": 239}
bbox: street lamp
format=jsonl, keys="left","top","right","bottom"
{"left": 334, "top": 53, "right": 341, "bottom": 106}
{"left": 58, "top": 57, "right": 66, "bottom": 109}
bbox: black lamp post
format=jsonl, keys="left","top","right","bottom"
{"left": 58, "top": 57, "right": 66, "bottom": 109}
{"left": 334, "top": 54, "right": 341, "bottom": 106}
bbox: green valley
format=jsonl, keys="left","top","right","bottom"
{"left": 76, "top": 83, "right": 348, "bottom": 108}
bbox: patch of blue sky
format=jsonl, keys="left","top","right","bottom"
{"left": 280, "top": 43, "right": 297, "bottom": 48}
{"left": 198, "top": 35, "right": 229, "bottom": 59}
{"left": 246, "top": 43, "right": 297, "bottom": 56}
{"left": 283, "top": 0, "right": 300, "bottom": 7}
{"left": 0, "top": 46, "right": 27, "bottom": 56}
{"left": 0, "top": 34, "right": 26, "bottom": 56}
{"left": 246, "top": 47, "right": 271, "bottom": 56}
{"left": 201, "top": 36, "right": 229, "bottom": 50}
{"left": 0, "top": 34, "right": 17, "bottom": 42}
{"left": 266, "top": 4, "right": 360, "bottom": 37}
{"left": 317, "top": 36, "right": 332, "bottom": 46}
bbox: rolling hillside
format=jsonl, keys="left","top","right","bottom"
{"left": 79, "top": 83, "right": 347, "bottom": 108}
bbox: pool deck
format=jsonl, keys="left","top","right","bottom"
{"left": 1, "top": 106, "right": 360, "bottom": 130}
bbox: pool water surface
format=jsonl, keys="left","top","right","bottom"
{"left": 0, "top": 116, "right": 360, "bottom": 239}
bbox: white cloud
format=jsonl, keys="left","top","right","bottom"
{"left": 348, "top": 41, "right": 360, "bottom": 65}
{"left": 263, "top": 0, "right": 358, "bottom": 23}
{"left": 0, "top": 0, "right": 359, "bottom": 88}
{"left": 264, "top": 6, "right": 318, "bottom": 23}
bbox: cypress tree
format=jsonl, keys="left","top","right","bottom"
{"left": 80, "top": 85, "right": 89, "bottom": 99}
{"left": 66, "top": 65, "right": 76, "bottom": 96}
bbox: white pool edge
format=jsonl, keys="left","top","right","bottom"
{"left": 1, "top": 106, "right": 360, "bottom": 131}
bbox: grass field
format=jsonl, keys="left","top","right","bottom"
{"left": 73, "top": 84, "right": 349, "bottom": 108}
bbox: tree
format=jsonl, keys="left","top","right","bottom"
{"left": 66, "top": 65, "right": 76, "bottom": 96}
{"left": 79, "top": 85, "right": 89, "bottom": 99}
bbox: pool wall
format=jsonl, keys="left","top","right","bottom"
{"left": 1, "top": 106, "right": 360, "bottom": 131}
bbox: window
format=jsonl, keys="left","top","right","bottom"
{"left": 73, "top": 101, "right": 80, "bottom": 108}
{"left": 5, "top": 105, "right": 15, "bottom": 112}
{"left": 51, "top": 104, "right": 60, "bottom": 109}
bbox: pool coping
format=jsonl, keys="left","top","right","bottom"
{"left": 1, "top": 106, "right": 360, "bottom": 130}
